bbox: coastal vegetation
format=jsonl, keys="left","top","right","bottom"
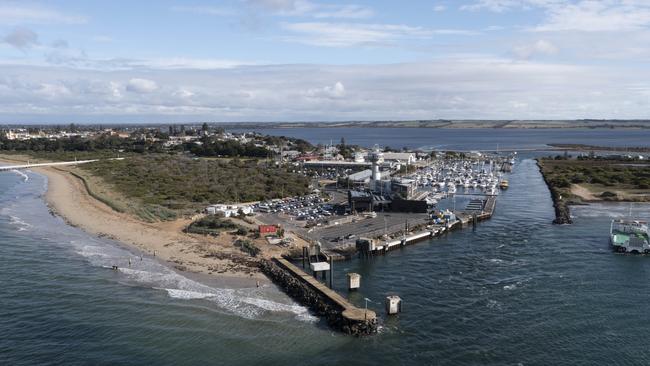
{"left": 234, "top": 239, "right": 261, "bottom": 257}
{"left": 80, "top": 155, "right": 310, "bottom": 215}
{"left": 0, "top": 134, "right": 165, "bottom": 155}
{"left": 184, "top": 215, "right": 247, "bottom": 237}
{"left": 548, "top": 144, "right": 650, "bottom": 153}
{"left": 1, "top": 129, "right": 314, "bottom": 222}
{"left": 537, "top": 157, "right": 650, "bottom": 224}
{"left": 0, "top": 128, "right": 314, "bottom": 160}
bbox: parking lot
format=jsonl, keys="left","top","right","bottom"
{"left": 253, "top": 192, "right": 433, "bottom": 251}
{"left": 308, "top": 212, "right": 431, "bottom": 249}
{"left": 253, "top": 194, "right": 333, "bottom": 219}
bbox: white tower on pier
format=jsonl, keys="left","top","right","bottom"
{"left": 367, "top": 148, "right": 384, "bottom": 192}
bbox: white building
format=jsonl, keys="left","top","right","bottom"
{"left": 381, "top": 152, "right": 417, "bottom": 165}
{"left": 205, "top": 204, "right": 253, "bottom": 217}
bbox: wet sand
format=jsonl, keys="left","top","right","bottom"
{"left": 0, "top": 157, "right": 267, "bottom": 286}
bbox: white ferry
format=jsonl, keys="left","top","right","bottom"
{"left": 610, "top": 219, "right": 650, "bottom": 254}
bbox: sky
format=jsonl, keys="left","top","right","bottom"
{"left": 0, "top": 0, "right": 649, "bottom": 123}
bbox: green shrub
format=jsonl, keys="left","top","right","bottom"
{"left": 234, "top": 239, "right": 260, "bottom": 257}
{"left": 185, "top": 215, "right": 243, "bottom": 236}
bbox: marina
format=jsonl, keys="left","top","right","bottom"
{"left": 254, "top": 149, "right": 512, "bottom": 333}
{"left": 4, "top": 131, "right": 650, "bottom": 364}
{"left": 4, "top": 0, "right": 650, "bottom": 361}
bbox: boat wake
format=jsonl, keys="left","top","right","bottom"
{"left": 572, "top": 202, "right": 650, "bottom": 220}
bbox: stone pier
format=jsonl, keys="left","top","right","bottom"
{"left": 260, "top": 258, "right": 377, "bottom": 336}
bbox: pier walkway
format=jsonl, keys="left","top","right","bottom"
{"left": 273, "top": 258, "right": 376, "bottom": 323}
{"left": 360, "top": 195, "right": 498, "bottom": 256}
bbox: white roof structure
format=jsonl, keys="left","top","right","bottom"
{"left": 382, "top": 152, "right": 416, "bottom": 164}
{"left": 310, "top": 262, "right": 331, "bottom": 272}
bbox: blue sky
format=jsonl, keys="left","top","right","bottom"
{"left": 0, "top": 0, "right": 649, "bottom": 123}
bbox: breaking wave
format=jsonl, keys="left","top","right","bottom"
{"left": 1, "top": 170, "right": 316, "bottom": 323}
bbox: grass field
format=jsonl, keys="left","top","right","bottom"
{"left": 538, "top": 158, "right": 650, "bottom": 202}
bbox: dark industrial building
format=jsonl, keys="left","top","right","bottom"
{"left": 348, "top": 190, "right": 428, "bottom": 213}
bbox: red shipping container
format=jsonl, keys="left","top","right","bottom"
{"left": 259, "top": 225, "right": 278, "bottom": 234}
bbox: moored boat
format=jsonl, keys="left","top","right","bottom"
{"left": 610, "top": 219, "right": 650, "bottom": 254}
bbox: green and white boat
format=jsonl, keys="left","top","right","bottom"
{"left": 610, "top": 219, "right": 650, "bottom": 254}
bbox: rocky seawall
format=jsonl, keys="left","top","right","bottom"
{"left": 259, "top": 258, "right": 378, "bottom": 336}
{"left": 536, "top": 160, "right": 573, "bottom": 224}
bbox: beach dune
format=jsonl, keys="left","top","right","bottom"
{"left": 23, "top": 163, "right": 266, "bottom": 281}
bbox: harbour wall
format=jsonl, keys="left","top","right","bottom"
{"left": 535, "top": 160, "right": 572, "bottom": 224}
{"left": 259, "top": 258, "right": 377, "bottom": 336}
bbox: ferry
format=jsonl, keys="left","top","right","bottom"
{"left": 499, "top": 180, "right": 509, "bottom": 189}
{"left": 610, "top": 219, "right": 650, "bottom": 254}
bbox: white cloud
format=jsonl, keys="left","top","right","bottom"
{"left": 0, "top": 3, "right": 87, "bottom": 25}
{"left": 461, "top": 0, "right": 563, "bottom": 13}
{"left": 3, "top": 54, "right": 260, "bottom": 72}
{"left": 170, "top": 5, "right": 234, "bottom": 16}
{"left": 513, "top": 39, "right": 559, "bottom": 58}
{"left": 3, "top": 27, "right": 39, "bottom": 49}
{"left": 245, "top": 0, "right": 374, "bottom": 19}
{"left": 173, "top": 88, "right": 195, "bottom": 99}
{"left": 0, "top": 59, "right": 648, "bottom": 122}
{"left": 281, "top": 22, "right": 477, "bottom": 47}
{"left": 462, "top": 0, "right": 650, "bottom": 32}
{"left": 131, "top": 58, "right": 259, "bottom": 70}
{"left": 306, "top": 81, "right": 345, "bottom": 99}
{"left": 126, "top": 78, "right": 158, "bottom": 93}
{"left": 433, "top": 5, "right": 447, "bottom": 12}
{"left": 36, "top": 82, "right": 71, "bottom": 98}
{"left": 533, "top": 1, "right": 650, "bottom": 32}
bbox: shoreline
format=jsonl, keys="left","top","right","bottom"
{"left": 0, "top": 158, "right": 268, "bottom": 287}
{"left": 536, "top": 159, "right": 573, "bottom": 224}
{"left": 536, "top": 159, "right": 650, "bottom": 224}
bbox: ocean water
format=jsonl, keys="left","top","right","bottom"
{"left": 0, "top": 172, "right": 336, "bottom": 366}
{"left": 231, "top": 127, "right": 650, "bottom": 150}
{"left": 3, "top": 129, "right": 650, "bottom": 365}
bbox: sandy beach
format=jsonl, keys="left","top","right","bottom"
{"left": 1, "top": 156, "right": 269, "bottom": 285}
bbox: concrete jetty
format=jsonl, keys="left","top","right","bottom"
{"left": 260, "top": 257, "right": 377, "bottom": 336}
{"left": 357, "top": 195, "right": 497, "bottom": 256}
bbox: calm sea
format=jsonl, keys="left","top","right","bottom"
{"left": 2, "top": 128, "right": 650, "bottom": 365}
{"left": 230, "top": 127, "right": 650, "bottom": 150}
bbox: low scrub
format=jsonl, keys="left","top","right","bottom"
{"left": 185, "top": 215, "right": 244, "bottom": 237}
{"left": 81, "top": 155, "right": 310, "bottom": 211}
{"left": 234, "top": 239, "right": 261, "bottom": 257}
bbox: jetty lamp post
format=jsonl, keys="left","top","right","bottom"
{"left": 364, "top": 297, "right": 371, "bottom": 320}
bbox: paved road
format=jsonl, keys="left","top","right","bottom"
{"left": 309, "top": 212, "right": 430, "bottom": 249}
{"left": 257, "top": 210, "right": 431, "bottom": 250}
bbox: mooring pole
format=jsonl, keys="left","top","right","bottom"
{"left": 329, "top": 256, "right": 333, "bottom": 289}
